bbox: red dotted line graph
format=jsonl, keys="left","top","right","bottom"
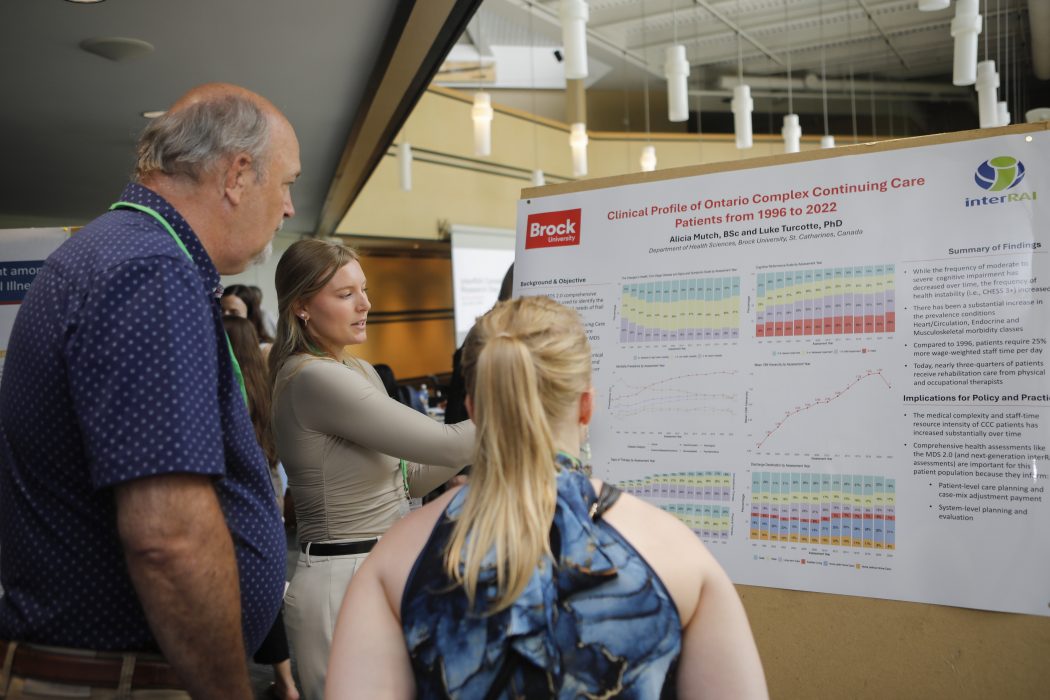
{"left": 755, "top": 369, "right": 892, "bottom": 449}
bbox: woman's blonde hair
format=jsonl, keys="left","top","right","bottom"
{"left": 268, "top": 239, "right": 359, "bottom": 382}
{"left": 447, "top": 295, "right": 592, "bottom": 612}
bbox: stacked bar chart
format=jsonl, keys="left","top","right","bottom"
{"left": 661, "top": 504, "right": 731, "bottom": 542}
{"left": 749, "top": 471, "right": 896, "bottom": 549}
{"left": 617, "top": 471, "right": 733, "bottom": 501}
{"left": 620, "top": 276, "right": 740, "bottom": 343}
{"left": 755, "top": 265, "right": 895, "bottom": 337}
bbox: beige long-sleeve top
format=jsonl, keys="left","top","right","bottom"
{"left": 273, "top": 354, "right": 474, "bottom": 543}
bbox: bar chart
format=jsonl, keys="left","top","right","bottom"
{"left": 755, "top": 265, "right": 895, "bottom": 338}
{"left": 661, "top": 503, "right": 732, "bottom": 542}
{"left": 617, "top": 470, "right": 734, "bottom": 501}
{"left": 749, "top": 471, "right": 896, "bottom": 549}
{"left": 620, "top": 276, "right": 740, "bottom": 343}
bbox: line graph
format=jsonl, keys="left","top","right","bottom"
{"left": 606, "top": 369, "right": 740, "bottom": 432}
{"left": 752, "top": 368, "right": 896, "bottom": 457}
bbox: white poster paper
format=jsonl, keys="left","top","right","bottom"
{"left": 514, "top": 128, "right": 1049, "bottom": 616}
{"left": 451, "top": 225, "right": 515, "bottom": 346}
{"left": 0, "top": 229, "right": 68, "bottom": 382}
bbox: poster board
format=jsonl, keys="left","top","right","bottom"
{"left": 0, "top": 228, "right": 69, "bottom": 383}
{"left": 450, "top": 225, "right": 515, "bottom": 346}
{"left": 515, "top": 124, "right": 1050, "bottom": 697}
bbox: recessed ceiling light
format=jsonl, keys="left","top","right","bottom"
{"left": 141, "top": 110, "right": 165, "bottom": 119}
{"left": 79, "top": 37, "right": 154, "bottom": 62}
{"left": 65, "top": 0, "right": 107, "bottom": 4}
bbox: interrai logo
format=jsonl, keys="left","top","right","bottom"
{"left": 525, "top": 208, "right": 582, "bottom": 250}
{"left": 974, "top": 156, "right": 1026, "bottom": 191}
{"left": 965, "top": 155, "right": 1036, "bottom": 208}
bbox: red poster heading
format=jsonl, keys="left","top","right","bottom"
{"left": 525, "top": 208, "right": 582, "bottom": 249}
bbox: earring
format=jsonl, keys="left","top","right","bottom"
{"left": 579, "top": 425, "right": 592, "bottom": 477}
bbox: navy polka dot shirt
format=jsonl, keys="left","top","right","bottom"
{"left": 0, "top": 183, "right": 285, "bottom": 653}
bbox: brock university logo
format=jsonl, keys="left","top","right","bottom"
{"left": 525, "top": 208, "right": 582, "bottom": 249}
{"left": 974, "top": 156, "right": 1026, "bottom": 191}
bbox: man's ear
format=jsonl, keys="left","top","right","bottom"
{"left": 223, "top": 153, "right": 254, "bottom": 206}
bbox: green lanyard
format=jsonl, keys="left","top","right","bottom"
{"left": 110, "top": 200, "right": 249, "bottom": 406}
{"left": 399, "top": 459, "right": 410, "bottom": 499}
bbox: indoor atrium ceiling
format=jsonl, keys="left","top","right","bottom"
{"left": 0, "top": 0, "right": 481, "bottom": 234}
{"left": 439, "top": 0, "right": 1048, "bottom": 135}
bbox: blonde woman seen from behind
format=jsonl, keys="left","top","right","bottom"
{"left": 270, "top": 239, "right": 474, "bottom": 700}
{"left": 327, "top": 296, "right": 767, "bottom": 699}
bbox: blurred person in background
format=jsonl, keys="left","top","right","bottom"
{"left": 223, "top": 315, "right": 298, "bottom": 700}
{"left": 222, "top": 283, "right": 274, "bottom": 356}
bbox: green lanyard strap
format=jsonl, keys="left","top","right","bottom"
{"left": 399, "top": 459, "right": 410, "bottom": 500}
{"left": 110, "top": 200, "right": 249, "bottom": 406}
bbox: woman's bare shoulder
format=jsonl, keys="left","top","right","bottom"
{"left": 593, "top": 480, "right": 712, "bottom": 623}
{"left": 367, "top": 487, "right": 463, "bottom": 616}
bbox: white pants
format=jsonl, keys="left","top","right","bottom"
{"left": 284, "top": 547, "right": 369, "bottom": 700}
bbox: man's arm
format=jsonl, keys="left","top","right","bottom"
{"left": 115, "top": 473, "right": 252, "bottom": 700}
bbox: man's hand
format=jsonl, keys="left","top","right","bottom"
{"left": 116, "top": 474, "right": 251, "bottom": 700}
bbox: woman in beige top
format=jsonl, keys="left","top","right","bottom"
{"left": 269, "top": 239, "right": 474, "bottom": 700}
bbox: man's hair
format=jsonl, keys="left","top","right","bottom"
{"left": 134, "top": 94, "right": 271, "bottom": 183}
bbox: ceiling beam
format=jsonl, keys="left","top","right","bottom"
{"left": 316, "top": 0, "right": 485, "bottom": 237}
{"left": 689, "top": 0, "right": 786, "bottom": 68}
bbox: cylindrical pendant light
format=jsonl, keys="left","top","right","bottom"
{"left": 569, "top": 122, "right": 588, "bottom": 177}
{"left": 664, "top": 44, "right": 690, "bottom": 122}
{"left": 531, "top": 169, "right": 546, "bottom": 186}
{"left": 821, "top": 134, "right": 836, "bottom": 149}
{"left": 560, "top": 0, "right": 589, "bottom": 80}
{"left": 951, "top": 0, "right": 982, "bottom": 86}
{"left": 918, "top": 0, "right": 950, "bottom": 10}
{"left": 1026, "top": 107, "right": 1050, "bottom": 123}
{"left": 472, "top": 92, "right": 493, "bottom": 156}
{"left": 976, "top": 59, "right": 999, "bottom": 128}
{"left": 732, "top": 84, "right": 753, "bottom": 149}
{"left": 398, "top": 142, "right": 412, "bottom": 192}
{"left": 782, "top": 114, "right": 801, "bottom": 153}
{"left": 640, "top": 144, "right": 657, "bottom": 172}
{"left": 781, "top": 1, "right": 799, "bottom": 154}
{"left": 996, "top": 101, "right": 1010, "bottom": 126}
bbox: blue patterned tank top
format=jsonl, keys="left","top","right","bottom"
{"left": 401, "top": 454, "right": 682, "bottom": 698}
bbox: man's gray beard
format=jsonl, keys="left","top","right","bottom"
{"left": 249, "top": 241, "right": 274, "bottom": 267}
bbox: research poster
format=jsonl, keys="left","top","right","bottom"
{"left": 514, "top": 127, "right": 1049, "bottom": 616}
{"left": 0, "top": 228, "right": 68, "bottom": 382}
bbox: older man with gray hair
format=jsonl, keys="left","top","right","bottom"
{"left": 0, "top": 83, "right": 299, "bottom": 699}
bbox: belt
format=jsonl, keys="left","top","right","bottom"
{"left": 0, "top": 640, "right": 183, "bottom": 689}
{"left": 300, "top": 539, "right": 377, "bottom": 556}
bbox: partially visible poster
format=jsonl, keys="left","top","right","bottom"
{"left": 451, "top": 225, "right": 515, "bottom": 346}
{"left": 514, "top": 127, "right": 1050, "bottom": 616}
{"left": 0, "top": 228, "right": 68, "bottom": 382}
